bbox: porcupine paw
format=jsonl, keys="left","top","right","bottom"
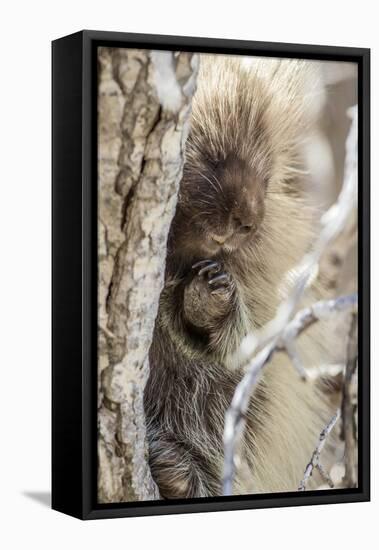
{"left": 183, "top": 259, "right": 234, "bottom": 328}
{"left": 191, "top": 259, "right": 233, "bottom": 296}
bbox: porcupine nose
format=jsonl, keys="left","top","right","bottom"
{"left": 232, "top": 214, "right": 255, "bottom": 235}
{"left": 211, "top": 213, "right": 255, "bottom": 246}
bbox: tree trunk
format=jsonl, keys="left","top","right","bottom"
{"left": 97, "top": 46, "right": 198, "bottom": 503}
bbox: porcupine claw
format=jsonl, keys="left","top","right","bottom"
{"left": 192, "top": 260, "right": 230, "bottom": 294}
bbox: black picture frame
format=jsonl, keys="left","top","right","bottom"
{"left": 52, "top": 30, "right": 370, "bottom": 520}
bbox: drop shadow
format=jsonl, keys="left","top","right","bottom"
{"left": 22, "top": 491, "right": 51, "bottom": 508}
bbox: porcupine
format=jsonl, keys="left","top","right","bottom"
{"left": 144, "top": 55, "right": 332, "bottom": 498}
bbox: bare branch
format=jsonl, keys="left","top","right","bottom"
{"left": 223, "top": 294, "right": 356, "bottom": 495}
{"left": 298, "top": 409, "right": 341, "bottom": 491}
{"left": 223, "top": 105, "right": 358, "bottom": 496}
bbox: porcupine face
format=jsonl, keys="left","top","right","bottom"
{"left": 167, "top": 56, "right": 314, "bottom": 265}
{"left": 167, "top": 58, "right": 275, "bottom": 262}
{"left": 170, "top": 152, "right": 267, "bottom": 260}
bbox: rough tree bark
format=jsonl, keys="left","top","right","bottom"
{"left": 97, "top": 47, "right": 198, "bottom": 503}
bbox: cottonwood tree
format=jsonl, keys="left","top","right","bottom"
{"left": 97, "top": 47, "right": 199, "bottom": 502}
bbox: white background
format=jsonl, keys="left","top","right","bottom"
{"left": 0, "top": 1, "right": 376, "bottom": 548}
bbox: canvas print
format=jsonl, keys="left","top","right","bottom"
{"left": 97, "top": 47, "right": 358, "bottom": 503}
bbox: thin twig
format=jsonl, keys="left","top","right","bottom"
{"left": 298, "top": 409, "right": 341, "bottom": 491}
{"left": 316, "top": 462, "right": 334, "bottom": 488}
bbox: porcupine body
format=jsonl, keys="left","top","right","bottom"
{"left": 144, "top": 55, "right": 331, "bottom": 498}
